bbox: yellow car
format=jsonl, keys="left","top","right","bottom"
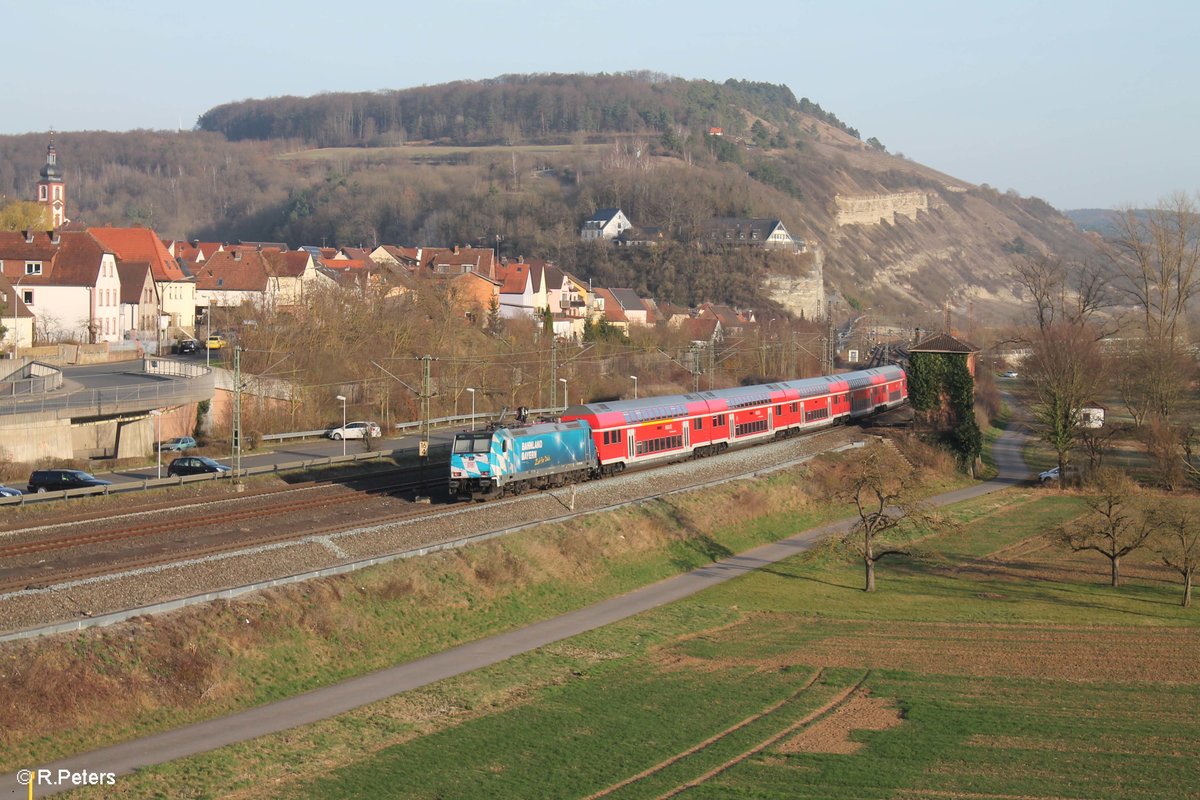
{"left": 205, "top": 334, "right": 228, "bottom": 350}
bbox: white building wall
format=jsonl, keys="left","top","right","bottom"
{"left": 158, "top": 280, "right": 197, "bottom": 330}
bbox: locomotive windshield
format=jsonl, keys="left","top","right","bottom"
{"left": 452, "top": 434, "right": 493, "bottom": 454}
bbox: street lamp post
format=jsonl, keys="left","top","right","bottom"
{"left": 629, "top": 375, "right": 638, "bottom": 399}
{"left": 10, "top": 276, "right": 23, "bottom": 361}
{"left": 466, "top": 387, "right": 476, "bottom": 430}
{"left": 335, "top": 394, "right": 347, "bottom": 457}
{"left": 150, "top": 409, "right": 162, "bottom": 479}
{"left": 558, "top": 377, "right": 567, "bottom": 413}
{"left": 205, "top": 299, "right": 212, "bottom": 368}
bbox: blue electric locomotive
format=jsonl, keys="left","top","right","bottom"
{"left": 449, "top": 419, "right": 598, "bottom": 499}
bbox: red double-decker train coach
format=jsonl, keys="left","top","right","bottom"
{"left": 561, "top": 365, "right": 906, "bottom": 475}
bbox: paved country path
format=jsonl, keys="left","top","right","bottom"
{"left": 3, "top": 419, "right": 1030, "bottom": 798}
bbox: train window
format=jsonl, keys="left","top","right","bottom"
{"left": 603, "top": 431, "right": 610, "bottom": 445}
{"left": 776, "top": 405, "right": 783, "bottom": 415}
{"left": 693, "top": 418, "right": 702, "bottom": 430}
{"left": 791, "top": 403, "right": 797, "bottom": 413}
{"left": 453, "top": 434, "right": 493, "bottom": 454}
{"left": 502, "top": 440, "right": 508, "bottom": 453}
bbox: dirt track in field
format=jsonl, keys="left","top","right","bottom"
{"left": 664, "top": 617, "right": 1200, "bottom": 684}
{"left": 777, "top": 690, "right": 902, "bottom": 754}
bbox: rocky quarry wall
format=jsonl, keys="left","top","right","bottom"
{"left": 835, "top": 192, "right": 931, "bottom": 226}
{"left": 765, "top": 246, "right": 826, "bottom": 321}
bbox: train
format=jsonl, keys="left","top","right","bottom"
{"left": 448, "top": 364, "right": 907, "bottom": 500}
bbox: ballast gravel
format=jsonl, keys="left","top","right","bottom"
{"left": 0, "top": 428, "right": 860, "bottom": 633}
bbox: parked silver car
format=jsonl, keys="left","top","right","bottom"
{"left": 326, "top": 421, "right": 382, "bottom": 440}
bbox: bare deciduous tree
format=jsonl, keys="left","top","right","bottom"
{"left": 1077, "top": 424, "right": 1123, "bottom": 471}
{"left": 1012, "top": 255, "right": 1112, "bottom": 480}
{"left": 828, "top": 442, "right": 943, "bottom": 592}
{"left": 1055, "top": 468, "right": 1154, "bottom": 587}
{"left": 1108, "top": 193, "right": 1200, "bottom": 422}
{"left": 1148, "top": 497, "right": 1200, "bottom": 608}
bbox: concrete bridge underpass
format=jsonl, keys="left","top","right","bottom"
{"left": 0, "top": 358, "right": 213, "bottom": 462}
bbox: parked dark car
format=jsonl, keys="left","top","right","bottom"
{"left": 0, "top": 485, "right": 22, "bottom": 498}
{"left": 27, "top": 469, "right": 112, "bottom": 494}
{"left": 167, "top": 456, "right": 232, "bottom": 477}
{"left": 177, "top": 339, "right": 199, "bottom": 354}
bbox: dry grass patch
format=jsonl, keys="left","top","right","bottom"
{"left": 777, "top": 690, "right": 903, "bottom": 754}
{"left": 791, "top": 622, "right": 1200, "bottom": 683}
{"left": 949, "top": 531, "right": 1178, "bottom": 587}
{"left": 964, "top": 733, "right": 1198, "bottom": 756}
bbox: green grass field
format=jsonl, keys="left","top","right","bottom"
{"left": 68, "top": 487, "right": 1199, "bottom": 800}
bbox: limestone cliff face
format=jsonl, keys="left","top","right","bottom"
{"left": 764, "top": 246, "right": 825, "bottom": 320}
{"left": 834, "top": 192, "right": 933, "bottom": 226}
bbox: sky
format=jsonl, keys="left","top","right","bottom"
{"left": 3, "top": 0, "right": 1196, "bottom": 210}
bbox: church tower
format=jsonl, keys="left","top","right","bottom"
{"left": 36, "top": 135, "right": 66, "bottom": 228}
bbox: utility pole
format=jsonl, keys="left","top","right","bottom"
{"left": 549, "top": 335, "right": 557, "bottom": 413}
{"left": 828, "top": 301, "right": 836, "bottom": 374}
{"left": 707, "top": 342, "right": 714, "bottom": 390}
{"left": 418, "top": 354, "right": 434, "bottom": 445}
{"left": 417, "top": 354, "right": 435, "bottom": 496}
{"left": 233, "top": 345, "right": 244, "bottom": 489}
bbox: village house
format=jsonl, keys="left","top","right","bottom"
{"left": 606, "top": 288, "right": 652, "bottom": 326}
{"left": 89, "top": 226, "right": 196, "bottom": 335}
{"left": 115, "top": 261, "right": 160, "bottom": 345}
{"left": 194, "top": 246, "right": 333, "bottom": 308}
{"left": 0, "top": 230, "right": 121, "bottom": 343}
{"left": 580, "top": 208, "right": 632, "bottom": 242}
{"left": 702, "top": 218, "right": 798, "bottom": 251}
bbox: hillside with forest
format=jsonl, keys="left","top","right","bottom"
{"left": 0, "top": 73, "right": 1105, "bottom": 323}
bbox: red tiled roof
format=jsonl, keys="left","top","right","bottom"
{"left": 421, "top": 246, "right": 497, "bottom": 276}
{"left": 321, "top": 258, "right": 369, "bottom": 271}
{"left": 173, "top": 241, "right": 203, "bottom": 263}
{"left": 380, "top": 245, "right": 420, "bottom": 262}
{"left": 193, "top": 248, "right": 269, "bottom": 292}
{"left": 592, "top": 288, "right": 627, "bottom": 323}
{"left": 683, "top": 317, "right": 720, "bottom": 341}
{"left": 0, "top": 230, "right": 107, "bottom": 287}
{"left": 266, "top": 250, "right": 312, "bottom": 278}
{"left": 0, "top": 232, "right": 59, "bottom": 286}
{"left": 911, "top": 332, "right": 979, "bottom": 354}
{"left": 499, "top": 262, "right": 532, "bottom": 294}
{"left": 116, "top": 262, "right": 153, "bottom": 304}
{"left": 88, "top": 226, "right": 188, "bottom": 282}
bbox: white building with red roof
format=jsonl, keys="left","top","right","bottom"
{"left": 0, "top": 231, "right": 122, "bottom": 343}
{"left": 89, "top": 226, "right": 196, "bottom": 333}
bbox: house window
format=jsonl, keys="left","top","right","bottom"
{"left": 38, "top": 186, "right": 47, "bottom": 201}
{"left": 22, "top": 289, "right": 33, "bottom": 305}
{"left": 25, "top": 262, "right": 42, "bottom": 275}
{"left": 53, "top": 186, "right": 62, "bottom": 200}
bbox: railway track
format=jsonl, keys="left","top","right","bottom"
{"left": 0, "top": 426, "right": 857, "bottom": 611}
{"left": 0, "top": 468, "right": 439, "bottom": 594}
{"left": 1, "top": 499, "right": 447, "bottom": 595}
